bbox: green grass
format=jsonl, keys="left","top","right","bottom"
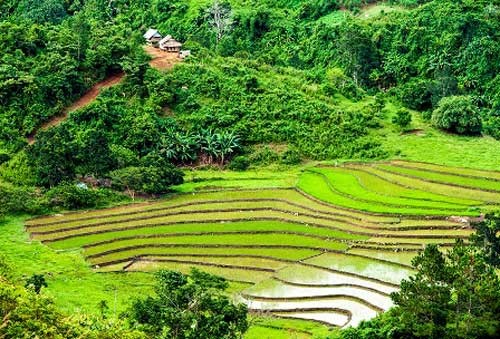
{"left": 358, "top": 4, "right": 404, "bottom": 20}
{"left": 14, "top": 158, "right": 497, "bottom": 334}
{"left": 29, "top": 201, "right": 379, "bottom": 234}
{"left": 83, "top": 233, "right": 349, "bottom": 257}
{"left": 0, "top": 216, "right": 154, "bottom": 314}
{"left": 28, "top": 188, "right": 399, "bottom": 225}
{"left": 382, "top": 118, "right": 500, "bottom": 170}
{"left": 245, "top": 316, "right": 331, "bottom": 339}
{"left": 173, "top": 168, "right": 300, "bottom": 192}
{"left": 89, "top": 247, "right": 319, "bottom": 266}
{"left": 376, "top": 164, "right": 500, "bottom": 192}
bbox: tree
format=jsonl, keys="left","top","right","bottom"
{"left": 471, "top": 211, "right": 500, "bottom": 268}
{"left": 391, "top": 245, "right": 452, "bottom": 338}
{"left": 431, "top": 96, "right": 482, "bottom": 135}
{"left": 128, "top": 268, "right": 248, "bottom": 339}
{"left": 25, "top": 274, "right": 48, "bottom": 294}
{"left": 206, "top": 0, "right": 233, "bottom": 43}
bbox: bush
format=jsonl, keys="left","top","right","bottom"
{"left": 110, "top": 165, "right": 183, "bottom": 196}
{"left": 46, "top": 183, "right": 103, "bottom": 209}
{"left": 392, "top": 109, "right": 412, "bottom": 130}
{"left": 280, "top": 149, "right": 302, "bottom": 165}
{"left": 483, "top": 113, "right": 500, "bottom": 140}
{"left": 398, "top": 78, "right": 433, "bottom": 111}
{"left": 249, "top": 146, "right": 280, "bottom": 165}
{"left": 228, "top": 156, "right": 250, "bottom": 171}
{"left": 0, "top": 182, "right": 43, "bottom": 218}
{"left": 431, "top": 96, "right": 482, "bottom": 135}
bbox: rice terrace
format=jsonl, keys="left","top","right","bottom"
{"left": 25, "top": 160, "right": 498, "bottom": 330}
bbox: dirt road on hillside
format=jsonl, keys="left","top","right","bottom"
{"left": 27, "top": 47, "right": 181, "bottom": 144}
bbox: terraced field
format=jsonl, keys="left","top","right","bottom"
{"left": 27, "top": 161, "right": 498, "bottom": 329}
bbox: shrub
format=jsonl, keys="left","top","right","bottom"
{"left": 228, "top": 156, "right": 250, "bottom": 171}
{"left": 0, "top": 182, "right": 43, "bottom": 218}
{"left": 398, "top": 78, "right": 433, "bottom": 111}
{"left": 46, "top": 183, "right": 103, "bottom": 209}
{"left": 281, "top": 149, "right": 302, "bottom": 165}
{"left": 483, "top": 113, "right": 500, "bottom": 140}
{"left": 431, "top": 96, "right": 482, "bottom": 135}
{"left": 110, "top": 165, "right": 183, "bottom": 196}
{"left": 249, "top": 146, "right": 279, "bottom": 165}
{"left": 392, "top": 109, "right": 412, "bottom": 130}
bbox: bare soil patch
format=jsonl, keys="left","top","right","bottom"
{"left": 144, "top": 45, "right": 181, "bottom": 71}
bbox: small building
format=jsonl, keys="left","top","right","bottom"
{"left": 143, "top": 29, "right": 162, "bottom": 44}
{"left": 159, "top": 35, "right": 182, "bottom": 52}
{"left": 179, "top": 50, "right": 191, "bottom": 59}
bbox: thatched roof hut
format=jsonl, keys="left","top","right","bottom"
{"left": 159, "top": 35, "right": 182, "bottom": 52}
{"left": 143, "top": 29, "right": 162, "bottom": 43}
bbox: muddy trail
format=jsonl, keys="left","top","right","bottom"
{"left": 27, "top": 47, "right": 181, "bottom": 144}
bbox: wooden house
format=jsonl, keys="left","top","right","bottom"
{"left": 143, "top": 29, "right": 162, "bottom": 44}
{"left": 159, "top": 35, "right": 182, "bottom": 52}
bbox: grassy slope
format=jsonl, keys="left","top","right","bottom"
{"left": 0, "top": 216, "right": 154, "bottom": 314}
{"left": 382, "top": 109, "right": 500, "bottom": 170}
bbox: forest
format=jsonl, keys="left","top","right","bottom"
{"left": 0, "top": 0, "right": 499, "bottom": 338}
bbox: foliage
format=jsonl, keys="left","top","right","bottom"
{"left": 471, "top": 211, "right": 500, "bottom": 268}
{"left": 127, "top": 268, "right": 248, "bottom": 338}
{"left": 0, "top": 261, "right": 145, "bottom": 338}
{"left": 25, "top": 274, "right": 48, "bottom": 294}
{"left": 228, "top": 155, "right": 250, "bottom": 171}
{"left": 45, "top": 183, "right": 123, "bottom": 210}
{"left": 392, "top": 109, "right": 412, "bottom": 130}
{"left": 280, "top": 149, "right": 302, "bottom": 165}
{"left": 431, "top": 96, "right": 482, "bottom": 135}
{"left": 0, "top": 182, "right": 43, "bottom": 219}
{"left": 109, "top": 165, "right": 184, "bottom": 196}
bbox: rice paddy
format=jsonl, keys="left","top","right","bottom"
{"left": 26, "top": 161, "right": 497, "bottom": 329}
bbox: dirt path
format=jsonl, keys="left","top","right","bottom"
{"left": 27, "top": 73, "right": 124, "bottom": 144}
{"left": 27, "top": 47, "right": 181, "bottom": 144}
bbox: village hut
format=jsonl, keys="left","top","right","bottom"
{"left": 159, "top": 35, "right": 183, "bottom": 52}
{"left": 179, "top": 50, "right": 191, "bottom": 59}
{"left": 143, "top": 29, "right": 162, "bottom": 44}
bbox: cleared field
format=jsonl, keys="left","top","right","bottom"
{"left": 28, "top": 161, "right": 488, "bottom": 328}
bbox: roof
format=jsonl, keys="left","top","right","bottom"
{"left": 144, "top": 29, "right": 162, "bottom": 40}
{"left": 160, "top": 35, "right": 182, "bottom": 48}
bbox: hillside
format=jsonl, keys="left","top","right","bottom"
{"left": 0, "top": 0, "right": 499, "bottom": 338}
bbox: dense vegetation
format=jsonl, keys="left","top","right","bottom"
{"left": 1, "top": 0, "right": 499, "bottom": 201}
